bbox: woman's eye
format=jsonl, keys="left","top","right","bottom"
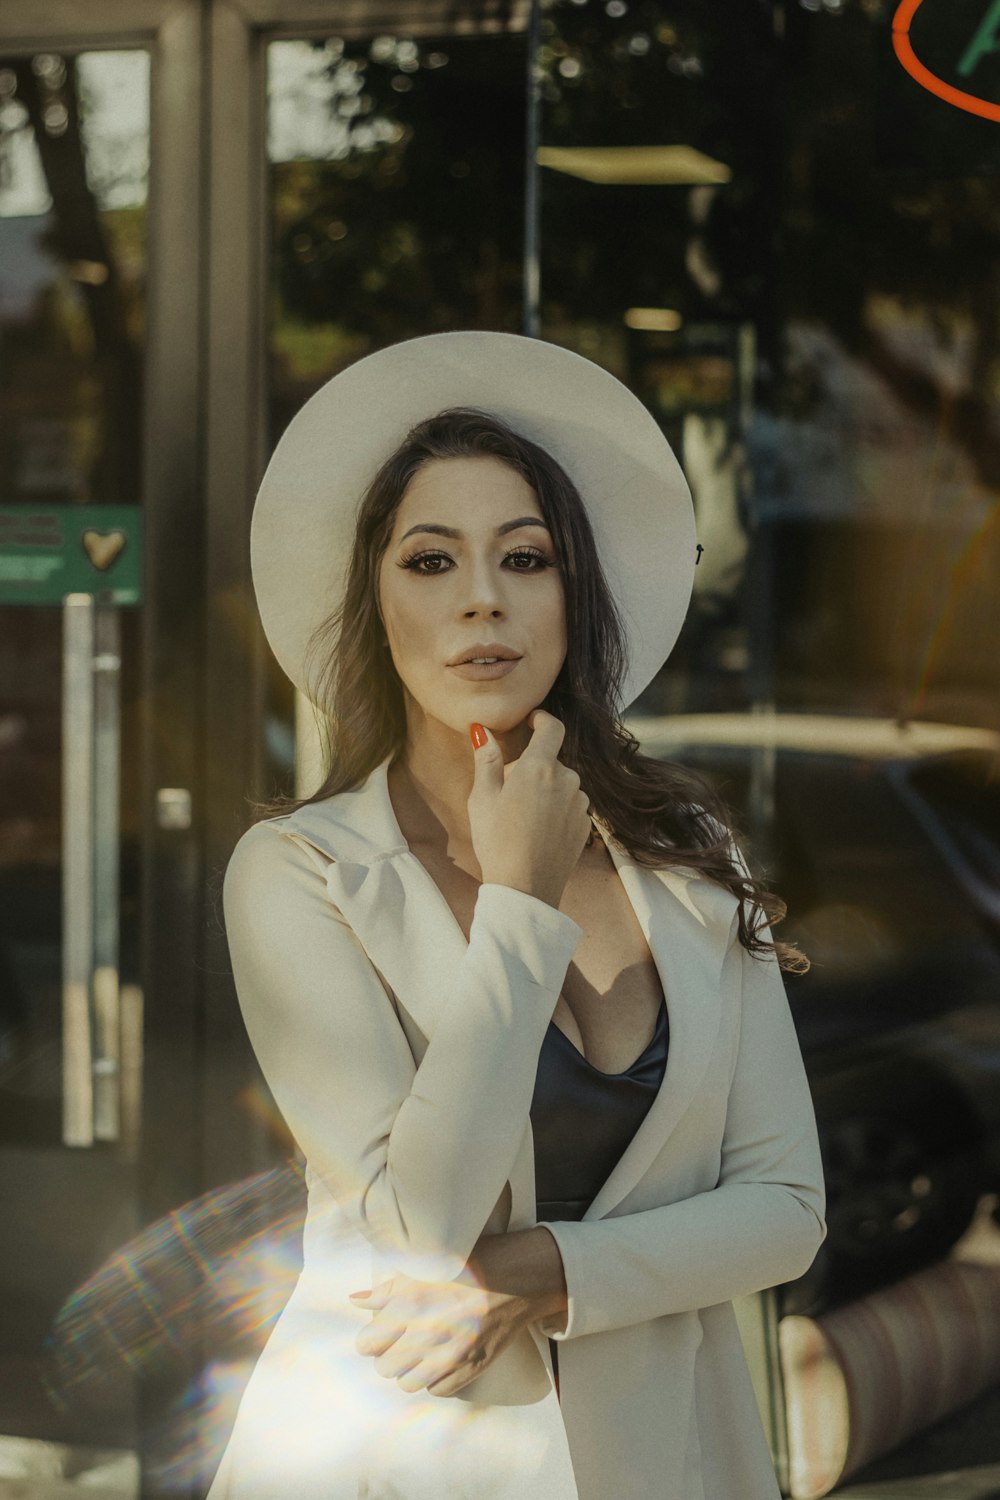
{"left": 505, "top": 547, "right": 551, "bottom": 570}
{"left": 398, "top": 550, "right": 453, "bottom": 574}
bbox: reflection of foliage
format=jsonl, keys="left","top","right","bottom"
{"left": 537, "top": 1, "right": 782, "bottom": 339}
{"left": 270, "top": 298, "right": 369, "bottom": 383}
{"left": 268, "top": 8, "right": 783, "bottom": 386}
{"left": 268, "top": 5, "right": 1000, "bottom": 486}
{"left": 539, "top": 0, "right": 718, "bottom": 146}
{"left": 270, "top": 32, "right": 527, "bottom": 357}
{"left": 776, "top": 3, "right": 1000, "bottom": 484}
{"left": 97, "top": 205, "right": 146, "bottom": 343}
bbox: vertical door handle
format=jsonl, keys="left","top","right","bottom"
{"left": 61, "top": 596, "right": 126, "bottom": 1147}
{"left": 92, "top": 606, "right": 122, "bottom": 1141}
{"left": 62, "top": 594, "right": 95, "bottom": 1146}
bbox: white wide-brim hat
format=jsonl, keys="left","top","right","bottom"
{"left": 251, "top": 330, "right": 697, "bottom": 711}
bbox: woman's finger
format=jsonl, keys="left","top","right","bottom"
{"left": 425, "top": 1352, "right": 485, "bottom": 1397}
{"left": 398, "top": 1347, "right": 478, "bottom": 1397}
{"left": 373, "top": 1338, "right": 426, "bottom": 1381}
{"left": 519, "top": 710, "right": 566, "bottom": 762}
{"left": 356, "top": 1317, "right": 405, "bottom": 1356}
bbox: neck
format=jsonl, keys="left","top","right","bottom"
{"left": 390, "top": 700, "right": 533, "bottom": 852}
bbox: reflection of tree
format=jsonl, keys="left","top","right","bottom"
{"left": 8, "top": 57, "right": 141, "bottom": 505}
{"left": 273, "top": 4, "right": 1000, "bottom": 499}
{"left": 271, "top": 33, "right": 528, "bottom": 349}
{"left": 779, "top": 3, "right": 1000, "bottom": 492}
{"left": 267, "top": 10, "right": 787, "bottom": 420}
{"left": 538, "top": 0, "right": 782, "bottom": 347}
{"left": 535, "top": 0, "right": 1000, "bottom": 494}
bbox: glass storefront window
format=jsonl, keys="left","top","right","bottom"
{"left": 262, "top": 6, "right": 1000, "bottom": 1492}
{"left": 529, "top": 3, "right": 1000, "bottom": 1492}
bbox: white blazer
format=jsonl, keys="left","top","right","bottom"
{"left": 207, "top": 750, "right": 826, "bottom": 1500}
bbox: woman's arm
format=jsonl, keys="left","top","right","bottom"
{"left": 533, "top": 912, "right": 827, "bottom": 1342}
{"left": 466, "top": 1225, "right": 569, "bottom": 1330}
{"left": 222, "top": 821, "right": 583, "bottom": 1282}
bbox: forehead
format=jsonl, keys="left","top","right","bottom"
{"left": 396, "top": 455, "right": 541, "bottom": 520}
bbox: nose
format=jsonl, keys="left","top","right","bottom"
{"left": 459, "top": 552, "right": 507, "bottom": 619}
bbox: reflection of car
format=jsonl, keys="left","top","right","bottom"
{"left": 625, "top": 712, "right": 1000, "bottom": 1316}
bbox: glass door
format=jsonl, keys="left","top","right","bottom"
{"left": 0, "top": 44, "right": 149, "bottom": 1485}
{"left": 0, "top": 5, "right": 205, "bottom": 1493}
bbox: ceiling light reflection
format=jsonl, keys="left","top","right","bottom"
{"left": 536, "top": 144, "right": 731, "bottom": 185}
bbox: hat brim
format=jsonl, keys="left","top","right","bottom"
{"left": 251, "top": 330, "right": 696, "bottom": 711}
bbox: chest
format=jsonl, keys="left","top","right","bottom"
{"left": 413, "top": 838, "right": 667, "bottom": 1075}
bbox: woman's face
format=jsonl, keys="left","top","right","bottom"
{"left": 377, "top": 455, "right": 568, "bottom": 740}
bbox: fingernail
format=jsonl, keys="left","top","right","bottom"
{"left": 349, "top": 1289, "right": 371, "bottom": 1300}
{"left": 470, "top": 723, "right": 487, "bottom": 750}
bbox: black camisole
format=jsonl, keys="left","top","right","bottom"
{"left": 529, "top": 993, "right": 670, "bottom": 1389}
{"left": 531, "top": 993, "right": 669, "bottom": 1221}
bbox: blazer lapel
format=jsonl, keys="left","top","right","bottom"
{"left": 580, "top": 819, "right": 742, "bottom": 1219}
{"left": 277, "top": 753, "right": 743, "bottom": 1223}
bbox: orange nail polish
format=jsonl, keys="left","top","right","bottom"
{"left": 470, "top": 723, "right": 487, "bottom": 749}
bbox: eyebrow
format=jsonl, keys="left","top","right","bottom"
{"left": 399, "top": 517, "right": 551, "bottom": 542}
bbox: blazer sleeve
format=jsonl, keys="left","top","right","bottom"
{"left": 536, "top": 837, "right": 827, "bottom": 1342}
{"left": 222, "top": 820, "right": 583, "bottom": 1283}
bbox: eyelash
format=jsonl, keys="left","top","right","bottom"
{"left": 397, "top": 545, "right": 555, "bottom": 576}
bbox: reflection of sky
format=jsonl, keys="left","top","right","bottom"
{"left": 77, "top": 51, "right": 150, "bottom": 210}
{"left": 0, "top": 121, "right": 51, "bottom": 217}
{"left": 267, "top": 39, "right": 403, "bottom": 163}
{"left": 0, "top": 216, "right": 58, "bottom": 318}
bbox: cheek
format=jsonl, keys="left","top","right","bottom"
{"left": 541, "top": 584, "right": 568, "bottom": 653}
{"left": 383, "top": 592, "right": 438, "bottom": 677}
{"left": 379, "top": 571, "right": 417, "bottom": 647}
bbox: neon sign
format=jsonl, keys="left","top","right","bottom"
{"left": 892, "top": 0, "right": 1000, "bottom": 122}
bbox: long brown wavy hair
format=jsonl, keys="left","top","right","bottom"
{"left": 253, "top": 406, "right": 808, "bottom": 974}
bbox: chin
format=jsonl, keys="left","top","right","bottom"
{"left": 434, "top": 695, "right": 544, "bottom": 739}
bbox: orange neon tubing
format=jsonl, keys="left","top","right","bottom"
{"left": 892, "top": 0, "right": 1000, "bottom": 122}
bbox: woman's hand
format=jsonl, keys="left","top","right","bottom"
{"left": 348, "top": 1228, "right": 568, "bottom": 1395}
{"left": 469, "top": 709, "right": 592, "bottom": 910}
{"left": 348, "top": 1264, "right": 533, "bottom": 1397}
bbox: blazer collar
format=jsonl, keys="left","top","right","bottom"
{"left": 273, "top": 751, "right": 742, "bottom": 1220}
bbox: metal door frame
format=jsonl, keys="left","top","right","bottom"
{"left": 1, "top": 0, "right": 206, "bottom": 1217}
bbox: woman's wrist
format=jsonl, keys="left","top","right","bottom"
{"left": 530, "top": 1226, "right": 569, "bottom": 1329}
{"left": 468, "top": 1225, "right": 568, "bottom": 1328}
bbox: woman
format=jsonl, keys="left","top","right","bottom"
{"left": 208, "top": 331, "right": 826, "bottom": 1500}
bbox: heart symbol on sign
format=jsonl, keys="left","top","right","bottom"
{"left": 82, "top": 529, "right": 127, "bottom": 572}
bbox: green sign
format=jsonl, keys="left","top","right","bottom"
{"left": 0, "top": 505, "right": 142, "bottom": 605}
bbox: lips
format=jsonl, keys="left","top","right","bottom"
{"left": 448, "top": 658, "right": 521, "bottom": 682}
{"left": 447, "top": 644, "right": 521, "bottom": 666}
